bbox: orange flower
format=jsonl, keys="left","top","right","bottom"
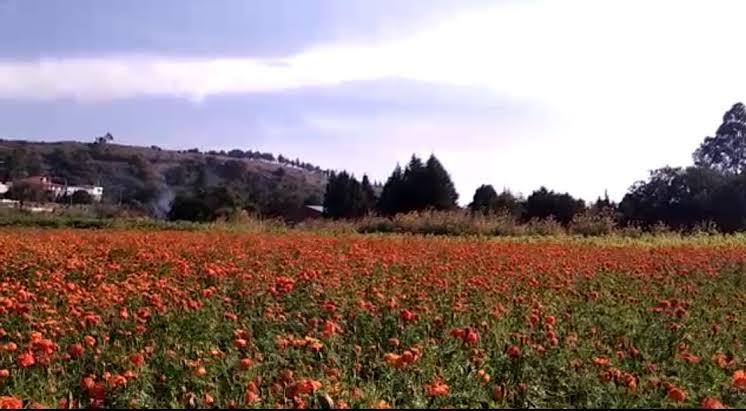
{"left": 17, "top": 352, "right": 35, "bottom": 368}
{"left": 700, "top": 397, "right": 726, "bottom": 409}
{"left": 239, "top": 358, "right": 254, "bottom": 370}
{"left": 108, "top": 374, "right": 127, "bottom": 388}
{"left": 0, "top": 396, "right": 23, "bottom": 409}
{"left": 83, "top": 335, "right": 96, "bottom": 347}
{"left": 130, "top": 353, "right": 145, "bottom": 368}
{"left": 68, "top": 343, "right": 84, "bottom": 358}
{"left": 399, "top": 309, "right": 416, "bottom": 322}
{"left": 592, "top": 356, "right": 610, "bottom": 367}
{"left": 667, "top": 386, "right": 686, "bottom": 402}
{"left": 0, "top": 370, "right": 8, "bottom": 379}
{"left": 371, "top": 400, "right": 391, "bottom": 409}
{"left": 424, "top": 379, "right": 450, "bottom": 397}
{"left": 732, "top": 370, "right": 746, "bottom": 391}
{"left": 464, "top": 328, "right": 479, "bottom": 345}
{"left": 506, "top": 345, "right": 521, "bottom": 359}
{"left": 245, "top": 381, "right": 261, "bottom": 404}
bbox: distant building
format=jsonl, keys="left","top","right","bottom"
{"left": 287, "top": 204, "right": 325, "bottom": 223}
{"left": 11, "top": 176, "right": 104, "bottom": 202}
{"left": 0, "top": 182, "right": 8, "bottom": 195}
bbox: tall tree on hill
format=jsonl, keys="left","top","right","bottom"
{"left": 694, "top": 102, "right": 746, "bottom": 175}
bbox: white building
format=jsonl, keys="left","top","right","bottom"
{"left": 55, "top": 185, "right": 104, "bottom": 202}
{"left": 0, "top": 182, "right": 8, "bottom": 195}
{"left": 12, "top": 176, "right": 104, "bottom": 202}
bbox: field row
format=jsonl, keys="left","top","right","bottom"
{"left": 0, "top": 230, "right": 744, "bottom": 408}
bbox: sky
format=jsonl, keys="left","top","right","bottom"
{"left": 1, "top": 0, "right": 745, "bottom": 204}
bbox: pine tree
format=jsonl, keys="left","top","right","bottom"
{"left": 401, "top": 155, "right": 427, "bottom": 212}
{"left": 377, "top": 165, "right": 404, "bottom": 216}
{"left": 424, "top": 154, "right": 458, "bottom": 210}
{"left": 361, "top": 174, "right": 376, "bottom": 214}
{"left": 323, "top": 171, "right": 368, "bottom": 219}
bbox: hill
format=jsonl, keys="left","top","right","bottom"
{"left": 0, "top": 138, "right": 328, "bottom": 219}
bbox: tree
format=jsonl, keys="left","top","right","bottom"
{"left": 377, "top": 165, "right": 405, "bottom": 216}
{"left": 71, "top": 190, "right": 93, "bottom": 205}
{"left": 523, "top": 186, "right": 585, "bottom": 225}
{"left": 694, "top": 102, "right": 746, "bottom": 174}
{"left": 591, "top": 190, "right": 614, "bottom": 214}
{"left": 494, "top": 189, "right": 524, "bottom": 218}
{"left": 376, "top": 154, "right": 459, "bottom": 215}
{"left": 168, "top": 186, "right": 242, "bottom": 222}
{"left": 618, "top": 166, "right": 725, "bottom": 230}
{"left": 323, "top": 171, "right": 368, "bottom": 219}
{"left": 95, "top": 132, "right": 114, "bottom": 145}
{"left": 423, "top": 155, "right": 458, "bottom": 210}
{"left": 361, "top": 174, "right": 377, "bottom": 212}
{"left": 710, "top": 173, "right": 746, "bottom": 232}
{"left": 469, "top": 184, "right": 499, "bottom": 214}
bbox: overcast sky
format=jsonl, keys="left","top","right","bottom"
{"left": 1, "top": 0, "right": 744, "bottom": 203}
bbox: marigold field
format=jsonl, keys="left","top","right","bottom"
{"left": 0, "top": 229, "right": 745, "bottom": 409}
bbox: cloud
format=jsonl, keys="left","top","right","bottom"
{"left": 0, "top": 0, "right": 743, "bottom": 104}
{"left": 1, "top": 0, "right": 746, "bottom": 202}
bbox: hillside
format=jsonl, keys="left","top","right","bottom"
{"left": 0, "top": 138, "right": 328, "bottom": 219}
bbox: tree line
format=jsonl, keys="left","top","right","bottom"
{"left": 323, "top": 102, "right": 746, "bottom": 233}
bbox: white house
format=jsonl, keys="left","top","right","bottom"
{"left": 58, "top": 185, "right": 104, "bottom": 202}
{"left": 13, "top": 176, "right": 104, "bottom": 202}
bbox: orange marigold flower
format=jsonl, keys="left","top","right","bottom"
{"left": 506, "top": 345, "right": 521, "bottom": 359}
{"left": 424, "top": 379, "right": 450, "bottom": 397}
{"left": 593, "top": 356, "right": 610, "bottom": 367}
{"left": 732, "top": 370, "right": 746, "bottom": 391}
{"left": 700, "top": 397, "right": 726, "bottom": 409}
{"left": 83, "top": 335, "right": 96, "bottom": 347}
{"left": 464, "top": 328, "right": 479, "bottom": 345}
{"left": 667, "top": 386, "right": 686, "bottom": 402}
{"left": 371, "top": 400, "right": 391, "bottom": 409}
{"left": 108, "top": 374, "right": 127, "bottom": 388}
{"left": 17, "top": 352, "right": 35, "bottom": 368}
{"left": 0, "top": 396, "right": 23, "bottom": 409}
{"left": 239, "top": 358, "right": 254, "bottom": 370}
{"left": 130, "top": 353, "right": 145, "bottom": 368}
{"left": 68, "top": 343, "right": 84, "bottom": 358}
{"left": 399, "top": 309, "right": 416, "bottom": 322}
